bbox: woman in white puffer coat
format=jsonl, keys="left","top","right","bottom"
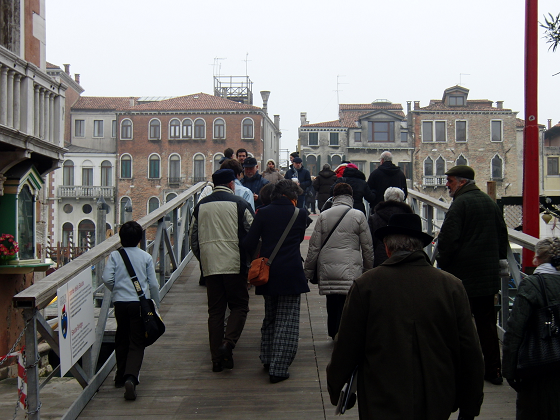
{"left": 304, "top": 182, "right": 374, "bottom": 339}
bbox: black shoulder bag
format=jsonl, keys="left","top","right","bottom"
{"left": 310, "top": 207, "right": 352, "bottom": 284}
{"left": 516, "top": 274, "right": 560, "bottom": 378}
{"left": 118, "top": 248, "right": 165, "bottom": 347}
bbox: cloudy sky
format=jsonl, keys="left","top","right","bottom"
{"left": 46, "top": 0, "right": 559, "bottom": 157}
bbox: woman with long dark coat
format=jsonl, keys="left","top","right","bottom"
{"left": 503, "top": 237, "right": 560, "bottom": 419}
{"left": 243, "top": 179, "right": 310, "bottom": 383}
{"left": 313, "top": 163, "right": 337, "bottom": 211}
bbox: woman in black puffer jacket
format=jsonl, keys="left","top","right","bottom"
{"left": 331, "top": 164, "right": 376, "bottom": 215}
{"left": 368, "top": 187, "right": 413, "bottom": 267}
{"left": 313, "top": 164, "right": 337, "bottom": 211}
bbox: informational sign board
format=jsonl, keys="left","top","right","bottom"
{"left": 57, "top": 268, "right": 95, "bottom": 376}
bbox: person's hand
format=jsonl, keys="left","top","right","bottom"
{"left": 253, "top": 193, "right": 258, "bottom": 201}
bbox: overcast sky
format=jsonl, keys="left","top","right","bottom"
{"left": 46, "top": 0, "right": 559, "bottom": 157}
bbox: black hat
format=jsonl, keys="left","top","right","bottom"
{"left": 243, "top": 157, "right": 258, "bottom": 167}
{"left": 212, "top": 168, "right": 236, "bottom": 185}
{"left": 293, "top": 157, "right": 303, "bottom": 163}
{"left": 374, "top": 213, "right": 433, "bottom": 247}
{"left": 445, "top": 165, "right": 475, "bottom": 180}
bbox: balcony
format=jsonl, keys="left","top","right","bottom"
{"left": 422, "top": 176, "right": 447, "bottom": 187}
{"left": 168, "top": 177, "right": 183, "bottom": 186}
{"left": 57, "top": 186, "right": 115, "bottom": 199}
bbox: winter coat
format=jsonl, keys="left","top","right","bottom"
{"left": 327, "top": 250, "right": 485, "bottom": 420}
{"left": 242, "top": 197, "right": 310, "bottom": 296}
{"left": 436, "top": 183, "right": 508, "bottom": 297}
{"left": 241, "top": 172, "right": 269, "bottom": 207}
{"left": 368, "top": 200, "right": 413, "bottom": 267}
{"left": 304, "top": 195, "right": 373, "bottom": 295}
{"left": 190, "top": 186, "right": 254, "bottom": 276}
{"left": 313, "top": 169, "right": 337, "bottom": 211}
{"left": 262, "top": 167, "right": 283, "bottom": 184}
{"left": 284, "top": 166, "right": 312, "bottom": 191}
{"left": 367, "top": 161, "right": 408, "bottom": 209}
{"left": 331, "top": 167, "right": 376, "bottom": 215}
{"left": 502, "top": 270, "right": 560, "bottom": 420}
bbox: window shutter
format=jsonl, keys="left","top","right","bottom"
{"left": 370, "top": 162, "right": 375, "bottom": 173}
{"left": 328, "top": 155, "right": 332, "bottom": 165}
{"left": 342, "top": 155, "right": 346, "bottom": 162}
{"left": 316, "top": 155, "right": 321, "bottom": 175}
{"left": 302, "top": 154, "right": 307, "bottom": 167}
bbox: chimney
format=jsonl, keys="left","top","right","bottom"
{"left": 548, "top": 119, "right": 552, "bottom": 129}
{"left": 407, "top": 101, "right": 413, "bottom": 127}
{"left": 129, "top": 97, "right": 135, "bottom": 107}
{"left": 300, "top": 112, "right": 308, "bottom": 126}
{"left": 274, "top": 115, "right": 280, "bottom": 130}
{"left": 260, "top": 91, "right": 271, "bottom": 114}
{"left": 74, "top": 74, "right": 80, "bottom": 84}
{"left": 496, "top": 101, "right": 503, "bottom": 109}
{"left": 63, "top": 64, "right": 70, "bottom": 74}
{"left": 414, "top": 101, "right": 420, "bottom": 110}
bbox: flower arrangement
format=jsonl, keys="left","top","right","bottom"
{"left": 0, "top": 233, "right": 19, "bottom": 263}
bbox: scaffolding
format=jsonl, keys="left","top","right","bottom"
{"left": 213, "top": 75, "right": 253, "bottom": 105}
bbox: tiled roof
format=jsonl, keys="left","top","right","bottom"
{"left": 419, "top": 100, "right": 510, "bottom": 112}
{"left": 340, "top": 103, "right": 403, "bottom": 111}
{"left": 46, "top": 62, "right": 61, "bottom": 69}
{"left": 65, "top": 144, "right": 111, "bottom": 154}
{"left": 72, "top": 97, "right": 139, "bottom": 110}
{"left": 516, "top": 118, "right": 525, "bottom": 127}
{"left": 301, "top": 120, "right": 342, "bottom": 128}
{"left": 130, "top": 93, "right": 260, "bottom": 111}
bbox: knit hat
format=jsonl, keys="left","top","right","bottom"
{"left": 212, "top": 169, "right": 236, "bottom": 185}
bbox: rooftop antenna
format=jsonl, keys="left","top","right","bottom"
{"left": 459, "top": 73, "right": 470, "bottom": 86}
{"left": 211, "top": 57, "right": 226, "bottom": 77}
{"left": 243, "top": 52, "right": 251, "bottom": 76}
{"left": 335, "top": 75, "right": 349, "bottom": 112}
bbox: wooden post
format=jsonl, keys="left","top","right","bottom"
{"left": 487, "top": 181, "right": 497, "bottom": 201}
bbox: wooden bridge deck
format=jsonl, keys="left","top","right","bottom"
{"left": 0, "top": 216, "right": 518, "bottom": 419}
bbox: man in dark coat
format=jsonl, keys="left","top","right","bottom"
{"left": 313, "top": 163, "right": 337, "bottom": 211}
{"left": 367, "top": 151, "right": 408, "bottom": 210}
{"left": 437, "top": 165, "right": 509, "bottom": 386}
{"left": 331, "top": 164, "right": 376, "bottom": 215}
{"left": 284, "top": 157, "right": 311, "bottom": 208}
{"left": 327, "top": 213, "right": 484, "bottom": 420}
{"left": 241, "top": 157, "right": 269, "bottom": 207}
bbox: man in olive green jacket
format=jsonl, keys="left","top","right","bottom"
{"left": 437, "top": 165, "right": 509, "bottom": 385}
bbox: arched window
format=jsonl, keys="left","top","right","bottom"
{"left": 435, "top": 156, "right": 445, "bottom": 176}
{"left": 62, "top": 222, "right": 73, "bottom": 247}
{"left": 306, "top": 155, "right": 317, "bottom": 176}
{"left": 242, "top": 118, "right": 254, "bottom": 139}
{"left": 120, "top": 154, "right": 132, "bottom": 178}
{"left": 194, "top": 119, "right": 205, "bottom": 139}
{"left": 148, "top": 197, "right": 160, "bottom": 214}
{"left": 492, "top": 155, "right": 503, "bottom": 180}
{"left": 182, "top": 119, "right": 193, "bottom": 139}
{"left": 121, "top": 119, "right": 132, "bottom": 139}
{"left": 169, "top": 154, "right": 181, "bottom": 183}
{"left": 82, "top": 160, "right": 94, "bottom": 187}
{"left": 63, "top": 160, "right": 74, "bottom": 185}
{"left": 101, "top": 160, "right": 112, "bottom": 186}
{"left": 456, "top": 155, "right": 467, "bottom": 166}
{"left": 214, "top": 118, "right": 225, "bottom": 139}
{"left": 169, "top": 119, "right": 181, "bottom": 139}
{"left": 18, "top": 185, "right": 34, "bottom": 259}
{"left": 120, "top": 197, "right": 131, "bottom": 224}
{"left": 193, "top": 154, "right": 205, "bottom": 182}
{"left": 149, "top": 154, "right": 161, "bottom": 179}
{"left": 166, "top": 193, "right": 177, "bottom": 203}
{"left": 331, "top": 155, "right": 342, "bottom": 168}
{"left": 149, "top": 119, "right": 161, "bottom": 140}
{"left": 424, "top": 157, "right": 433, "bottom": 176}
{"left": 213, "top": 154, "right": 224, "bottom": 172}
{"left": 78, "top": 219, "right": 95, "bottom": 249}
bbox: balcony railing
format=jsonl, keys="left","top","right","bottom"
{"left": 168, "top": 177, "right": 183, "bottom": 185}
{"left": 57, "top": 186, "right": 115, "bottom": 199}
{"left": 422, "top": 175, "right": 447, "bottom": 187}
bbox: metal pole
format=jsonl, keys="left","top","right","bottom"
{"left": 522, "top": 0, "right": 540, "bottom": 270}
{"left": 24, "top": 308, "right": 40, "bottom": 420}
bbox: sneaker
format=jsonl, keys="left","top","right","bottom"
{"left": 124, "top": 379, "right": 137, "bottom": 400}
{"left": 219, "top": 342, "right": 234, "bottom": 369}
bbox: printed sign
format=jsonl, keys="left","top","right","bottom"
{"left": 57, "top": 268, "right": 95, "bottom": 376}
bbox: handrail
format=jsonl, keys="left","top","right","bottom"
{"left": 12, "top": 182, "right": 208, "bottom": 420}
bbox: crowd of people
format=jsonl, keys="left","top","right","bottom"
{"left": 102, "top": 149, "right": 560, "bottom": 420}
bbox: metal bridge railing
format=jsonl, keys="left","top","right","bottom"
{"left": 12, "top": 182, "right": 208, "bottom": 420}
{"left": 407, "top": 189, "right": 538, "bottom": 340}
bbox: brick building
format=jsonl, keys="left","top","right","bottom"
{"left": 410, "top": 86, "right": 520, "bottom": 215}
{"left": 116, "top": 92, "right": 278, "bottom": 224}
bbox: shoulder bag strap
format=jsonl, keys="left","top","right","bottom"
{"left": 118, "top": 247, "right": 145, "bottom": 298}
{"left": 267, "top": 208, "right": 300, "bottom": 265}
{"left": 320, "top": 207, "right": 352, "bottom": 251}
{"left": 536, "top": 274, "right": 550, "bottom": 306}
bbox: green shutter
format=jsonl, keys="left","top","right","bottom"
{"left": 342, "top": 155, "right": 346, "bottom": 162}
{"left": 370, "top": 162, "right": 375, "bottom": 173}
{"left": 328, "top": 155, "right": 332, "bottom": 165}
{"left": 302, "top": 154, "right": 307, "bottom": 167}
{"left": 316, "top": 155, "right": 321, "bottom": 175}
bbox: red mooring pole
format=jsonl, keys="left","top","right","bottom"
{"left": 523, "top": 0, "right": 540, "bottom": 270}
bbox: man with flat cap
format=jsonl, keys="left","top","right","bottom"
{"left": 327, "top": 213, "right": 484, "bottom": 420}
{"left": 284, "top": 157, "right": 311, "bottom": 208}
{"left": 437, "top": 165, "right": 508, "bottom": 386}
{"left": 190, "top": 169, "right": 255, "bottom": 373}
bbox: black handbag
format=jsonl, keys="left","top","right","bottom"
{"left": 118, "top": 248, "right": 166, "bottom": 347}
{"left": 310, "top": 207, "right": 351, "bottom": 285}
{"left": 516, "top": 274, "right": 560, "bottom": 378}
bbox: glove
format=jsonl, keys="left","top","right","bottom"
{"left": 507, "top": 377, "right": 524, "bottom": 392}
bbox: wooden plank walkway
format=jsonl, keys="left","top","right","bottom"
{"left": 0, "top": 215, "right": 518, "bottom": 419}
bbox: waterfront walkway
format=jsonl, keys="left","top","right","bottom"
{"left": 0, "top": 216, "right": 517, "bottom": 419}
